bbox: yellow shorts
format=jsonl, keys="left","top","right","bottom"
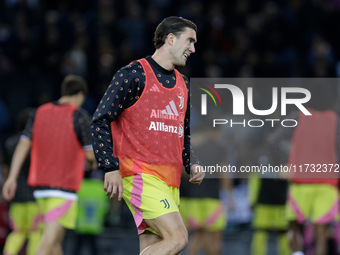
{"left": 252, "top": 204, "right": 288, "bottom": 230}
{"left": 122, "top": 173, "right": 180, "bottom": 235}
{"left": 180, "top": 198, "right": 226, "bottom": 232}
{"left": 36, "top": 197, "right": 77, "bottom": 229}
{"left": 9, "top": 202, "right": 42, "bottom": 232}
{"left": 286, "top": 183, "right": 339, "bottom": 224}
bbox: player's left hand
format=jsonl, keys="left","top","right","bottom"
{"left": 2, "top": 177, "right": 17, "bottom": 201}
{"left": 189, "top": 164, "right": 205, "bottom": 185}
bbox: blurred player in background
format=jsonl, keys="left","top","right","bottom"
{"left": 2, "top": 108, "right": 42, "bottom": 255}
{"left": 91, "top": 16, "right": 204, "bottom": 255}
{"left": 269, "top": 83, "right": 340, "bottom": 255}
{"left": 2, "top": 75, "right": 96, "bottom": 255}
{"left": 249, "top": 177, "right": 290, "bottom": 255}
{"left": 181, "top": 128, "right": 233, "bottom": 255}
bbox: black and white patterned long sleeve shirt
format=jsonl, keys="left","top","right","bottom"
{"left": 91, "top": 56, "right": 197, "bottom": 174}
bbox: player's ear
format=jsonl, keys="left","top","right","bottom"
{"left": 166, "top": 33, "right": 176, "bottom": 46}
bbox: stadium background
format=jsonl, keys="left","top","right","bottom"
{"left": 0, "top": 0, "right": 340, "bottom": 254}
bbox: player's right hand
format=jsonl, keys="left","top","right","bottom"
{"left": 189, "top": 164, "right": 205, "bottom": 185}
{"left": 2, "top": 178, "right": 17, "bottom": 201}
{"left": 104, "top": 170, "right": 123, "bottom": 201}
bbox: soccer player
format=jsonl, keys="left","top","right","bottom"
{"left": 269, "top": 83, "right": 340, "bottom": 255}
{"left": 249, "top": 177, "right": 290, "bottom": 255}
{"left": 91, "top": 16, "right": 205, "bottom": 255}
{"left": 2, "top": 75, "right": 96, "bottom": 255}
{"left": 180, "top": 128, "right": 232, "bottom": 255}
{"left": 2, "top": 108, "right": 42, "bottom": 255}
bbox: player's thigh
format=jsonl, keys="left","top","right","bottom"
{"left": 139, "top": 230, "right": 162, "bottom": 250}
{"left": 204, "top": 230, "right": 223, "bottom": 244}
{"left": 40, "top": 220, "right": 65, "bottom": 246}
{"left": 144, "top": 211, "right": 187, "bottom": 239}
{"left": 203, "top": 230, "right": 223, "bottom": 253}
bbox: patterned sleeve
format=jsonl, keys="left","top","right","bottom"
{"left": 21, "top": 109, "right": 36, "bottom": 140}
{"left": 182, "top": 75, "right": 200, "bottom": 174}
{"left": 91, "top": 63, "right": 145, "bottom": 172}
{"left": 73, "top": 108, "right": 92, "bottom": 150}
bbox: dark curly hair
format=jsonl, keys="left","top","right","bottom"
{"left": 61, "top": 75, "right": 88, "bottom": 96}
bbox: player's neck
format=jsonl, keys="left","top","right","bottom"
{"left": 58, "top": 96, "right": 81, "bottom": 108}
{"left": 151, "top": 50, "right": 175, "bottom": 71}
